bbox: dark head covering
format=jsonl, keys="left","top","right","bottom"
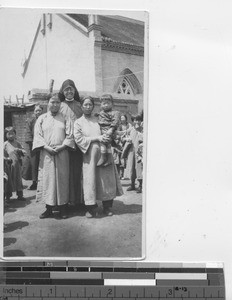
{"left": 58, "top": 79, "right": 80, "bottom": 102}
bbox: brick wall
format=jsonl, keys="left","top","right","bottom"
{"left": 4, "top": 106, "right": 35, "bottom": 153}
{"left": 29, "top": 92, "right": 139, "bottom": 123}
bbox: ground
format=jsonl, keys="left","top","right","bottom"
{"left": 4, "top": 179, "right": 143, "bottom": 258}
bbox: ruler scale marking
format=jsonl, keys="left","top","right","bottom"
{"left": 0, "top": 262, "right": 225, "bottom": 299}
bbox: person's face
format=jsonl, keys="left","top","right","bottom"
{"left": 6, "top": 130, "right": 16, "bottom": 141}
{"left": 81, "top": 98, "right": 94, "bottom": 115}
{"left": 101, "top": 99, "right": 112, "bottom": 112}
{"left": 134, "top": 119, "right": 142, "bottom": 129}
{"left": 121, "top": 115, "right": 126, "bottom": 123}
{"left": 34, "top": 107, "right": 43, "bottom": 118}
{"left": 63, "top": 86, "right": 75, "bottom": 100}
{"left": 48, "top": 97, "right": 61, "bottom": 114}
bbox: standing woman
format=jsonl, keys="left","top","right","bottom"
{"left": 124, "top": 114, "right": 143, "bottom": 193}
{"left": 33, "top": 94, "right": 75, "bottom": 219}
{"left": 118, "top": 114, "right": 132, "bottom": 133}
{"left": 25, "top": 103, "right": 43, "bottom": 190}
{"left": 74, "top": 96, "right": 123, "bottom": 218}
{"left": 58, "top": 79, "right": 83, "bottom": 207}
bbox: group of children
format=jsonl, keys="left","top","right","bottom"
{"left": 3, "top": 94, "right": 144, "bottom": 209}
{"left": 97, "top": 94, "right": 144, "bottom": 189}
{"left": 112, "top": 113, "right": 144, "bottom": 193}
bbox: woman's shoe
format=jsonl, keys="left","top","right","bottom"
{"left": 59, "top": 205, "right": 68, "bottom": 219}
{"left": 59, "top": 212, "right": 68, "bottom": 219}
{"left": 103, "top": 208, "right": 113, "bottom": 216}
{"left": 39, "top": 209, "right": 53, "bottom": 219}
{"left": 85, "top": 211, "right": 94, "bottom": 218}
{"left": 127, "top": 185, "right": 136, "bottom": 191}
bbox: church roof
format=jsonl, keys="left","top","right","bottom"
{"left": 67, "top": 14, "right": 144, "bottom": 46}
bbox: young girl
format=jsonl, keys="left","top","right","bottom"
{"left": 4, "top": 127, "right": 26, "bottom": 201}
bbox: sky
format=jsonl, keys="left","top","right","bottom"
{"left": 0, "top": 8, "right": 146, "bottom": 103}
{"left": 0, "top": 10, "right": 43, "bottom": 102}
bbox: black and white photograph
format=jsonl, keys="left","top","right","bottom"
{"left": 1, "top": 8, "right": 147, "bottom": 258}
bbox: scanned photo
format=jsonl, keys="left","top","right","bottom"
{"left": 1, "top": 9, "right": 147, "bottom": 258}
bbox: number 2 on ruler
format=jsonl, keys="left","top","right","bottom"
{"left": 107, "top": 289, "right": 113, "bottom": 297}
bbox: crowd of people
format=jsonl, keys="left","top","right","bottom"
{"left": 4, "top": 79, "right": 144, "bottom": 220}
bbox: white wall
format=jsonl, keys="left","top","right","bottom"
{"left": 24, "top": 14, "right": 96, "bottom": 93}
{"left": 22, "top": 20, "right": 47, "bottom": 93}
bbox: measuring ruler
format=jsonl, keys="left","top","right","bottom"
{"left": 0, "top": 261, "right": 225, "bottom": 299}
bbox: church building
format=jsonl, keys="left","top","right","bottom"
{"left": 22, "top": 13, "right": 145, "bottom": 114}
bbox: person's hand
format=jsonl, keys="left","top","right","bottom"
{"left": 22, "top": 149, "right": 27, "bottom": 155}
{"left": 106, "top": 128, "right": 114, "bottom": 136}
{"left": 101, "top": 134, "right": 111, "bottom": 143}
{"left": 44, "top": 145, "right": 58, "bottom": 155}
{"left": 98, "top": 135, "right": 104, "bottom": 143}
{"left": 53, "top": 145, "right": 66, "bottom": 153}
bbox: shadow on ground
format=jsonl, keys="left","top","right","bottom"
{"left": 4, "top": 195, "right": 35, "bottom": 213}
{"left": 92, "top": 200, "right": 142, "bottom": 219}
{"left": 4, "top": 237, "right": 17, "bottom": 247}
{"left": 110, "top": 199, "right": 142, "bottom": 215}
{"left": 4, "top": 221, "right": 29, "bottom": 233}
{"left": 4, "top": 249, "right": 25, "bottom": 256}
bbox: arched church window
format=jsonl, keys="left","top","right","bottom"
{"left": 117, "top": 78, "right": 133, "bottom": 95}
{"left": 114, "top": 68, "right": 142, "bottom": 95}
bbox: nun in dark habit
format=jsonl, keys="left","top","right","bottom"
{"left": 59, "top": 79, "right": 83, "bottom": 208}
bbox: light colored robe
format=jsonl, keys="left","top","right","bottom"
{"left": 74, "top": 115, "right": 123, "bottom": 206}
{"left": 125, "top": 127, "right": 143, "bottom": 180}
{"left": 33, "top": 111, "right": 75, "bottom": 206}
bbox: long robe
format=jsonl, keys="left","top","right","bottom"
{"left": 4, "top": 140, "right": 24, "bottom": 192}
{"left": 33, "top": 111, "right": 75, "bottom": 206}
{"left": 60, "top": 101, "right": 83, "bottom": 205}
{"left": 74, "top": 115, "right": 123, "bottom": 206}
{"left": 24, "top": 115, "right": 40, "bottom": 181}
{"left": 4, "top": 158, "right": 13, "bottom": 198}
{"left": 125, "top": 127, "right": 143, "bottom": 181}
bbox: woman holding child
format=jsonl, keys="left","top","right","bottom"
{"left": 74, "top": 96, "right": 123, "bottom": 218}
